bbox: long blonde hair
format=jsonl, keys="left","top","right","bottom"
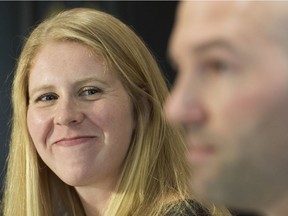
{"left": 2, "top": 8, "right": 230, "bottom": 216}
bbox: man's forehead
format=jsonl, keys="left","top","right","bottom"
{"left": 170, "top": 2, "right": 242, "bottom": 53}
{"left": 177, "top": 1, "right": 249, "bottom": 23}
{"left": 169, "top": 3, "right": 242, "bottom": 64}
{"left": 169, "top": 1, "right": 288, "bottom": 64}
{"left": 176, "top": 1, "right": 288, "bottom": 39}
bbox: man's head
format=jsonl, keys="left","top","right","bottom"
{"left": 165, "top": 1, "right": 288, "bottom": 214}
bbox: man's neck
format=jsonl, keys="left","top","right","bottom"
{"left": 265, "top": 193, "right": 288, "bottom": 216}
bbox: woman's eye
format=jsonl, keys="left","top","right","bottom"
{"left": 80, "top": 87, "right": 103, "bottom": 97}
{"left": 35, "top": 93, "right": 58, "bottom": 103}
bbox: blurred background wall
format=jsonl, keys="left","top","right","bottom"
{"left": 0, "top": 0, "right": 177, "bottom": 194}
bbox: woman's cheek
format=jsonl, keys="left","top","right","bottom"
{"left": 27, "top": 108, "right": 52, "bottom": 147}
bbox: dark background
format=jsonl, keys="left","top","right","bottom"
{"left": 0, "top": 2, "right": 259, "bottom": 216}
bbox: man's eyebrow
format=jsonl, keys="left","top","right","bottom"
{"left": 167, "top": 39, "right": 240, "bottom": 71}
{"left": 193, "top": 39, "right": 239, "bottom": 54}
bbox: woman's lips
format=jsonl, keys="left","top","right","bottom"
{"left": 54, "top": 136, "right": 97, "bottom": 147}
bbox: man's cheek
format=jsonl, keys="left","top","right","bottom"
{"left": 221, "top": 86, "right": 274, "bottom": 131}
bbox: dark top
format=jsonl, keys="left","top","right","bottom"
{"left": 165, "top": 200, "right": 210, "bottom": 216}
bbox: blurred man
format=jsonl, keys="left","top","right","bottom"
{"left": 165, "top": 1, "right": 288, "bottom": 215}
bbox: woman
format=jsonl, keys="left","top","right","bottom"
{"left": 2, "top": 8, "right": 231, "bottom": 216}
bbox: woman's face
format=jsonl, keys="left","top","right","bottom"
{"left": 27, "top": 41, "right": 135, "bottom": 187}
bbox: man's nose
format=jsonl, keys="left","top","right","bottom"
{"left": 53, "top": 98, "right": 85, "bottom": 126}
{"left": 164, "top": 77, "right": 207, "bottom": 128}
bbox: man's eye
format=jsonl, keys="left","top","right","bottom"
{"left": 35, "top": 93, "right": 58, "bottom": 102}
{"left": 202, "top": 60, "right": 230, "bottom": 73}
{"left": 79, "top": 87, "right": 103, "bottom": 96}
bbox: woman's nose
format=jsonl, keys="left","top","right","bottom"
{"left": 53, "top": 98, "right": 85, "bottom": 126}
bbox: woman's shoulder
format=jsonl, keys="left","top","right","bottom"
{"left": 164, "top": 199, "right": 210, "bottom": 216}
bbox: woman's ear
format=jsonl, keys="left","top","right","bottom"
{"left": 142, "top": 95, "right": 152, "bottom": 121}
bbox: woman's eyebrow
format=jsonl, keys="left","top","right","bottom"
{"left": 29, "top": 77, "right": 110, "bottom": 97}
{"left": 29, "top": 85, "right": 55, "bottom": 98}
{"left": 74, "top": 77, "right": 109, "bottom": 86}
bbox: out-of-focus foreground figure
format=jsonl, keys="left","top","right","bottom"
{"left": 165, "top": 1, "right": 288, "bottom": 215}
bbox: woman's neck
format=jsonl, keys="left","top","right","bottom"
{"left": 75, "top": 180, "right": 117, "bottom": 216}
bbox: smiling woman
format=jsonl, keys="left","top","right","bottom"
{"left": 27, "top": 41, "right": 135, "bottom": 189}
{"left": 1, "top": 8, "right": 230, "bottom": 216}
